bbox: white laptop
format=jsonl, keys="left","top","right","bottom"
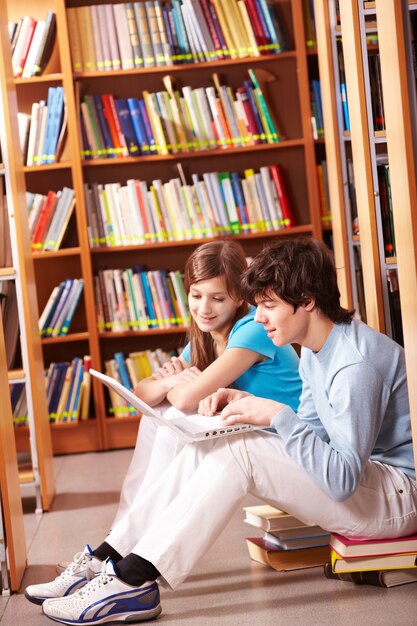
{"left": 90, "top": 368, "right": 263, "bottom": 442}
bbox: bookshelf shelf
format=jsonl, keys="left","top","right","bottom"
{"left": 22, "top": 162, "right": 72, "bottom": 173}
{"left": 41, "top": 332, "right": 90, "bottom": 345}
{"left": 14, "top": 72, "right": 63, "bottom": 85}
{"left": 33, "top": 246, "right": 81, "bottom": 259}
{"left": 99, "top": 327, "right": 189, "bottom": 340}
{"left": 81, "top": 140, "right": 308, "bottom": 168}
{"left": 75, "top": 51, "right": 297, "bottom": 79}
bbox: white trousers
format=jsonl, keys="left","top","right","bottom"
{"left": 106, "top": 431, "right": 417, "bottom": 589}
{"left": 113, "top": 416, "right": 186, "bottom": 525}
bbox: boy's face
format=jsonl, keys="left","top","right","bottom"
{"left": 254, "top": 292, "right": 309, "bottom": 347}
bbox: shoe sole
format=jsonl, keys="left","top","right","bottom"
{"left": 24, "top": 590, "right": 49, "bottom": 606}
{"left": 42, "top": 604, "right": 162, "bottom": 624}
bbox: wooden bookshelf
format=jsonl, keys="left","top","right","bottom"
{"left": 0, "top": 1, "right": 55, "bottom": 510}
{"left": 315, "top": 0, "right": 417, "bottom": 465}
{"left": 3, "top": 0, "right": 328, "bottom": 454}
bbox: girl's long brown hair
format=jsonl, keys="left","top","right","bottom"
{"left": 184, "top": 241, "right": 249, "bottom": 370}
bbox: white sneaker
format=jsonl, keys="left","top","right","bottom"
{"left": 42, "top": 560, "right": 162, "bottom": 624}
{"left": 25, "top": 545, "right": 102, "bottom": 605}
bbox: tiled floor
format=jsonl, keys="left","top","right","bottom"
{"left": 0, "top": 449, "right": 415, "bottom": 625}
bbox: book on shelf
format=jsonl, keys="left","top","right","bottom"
{"left": 246, "top": 537, "right": 330, "bottom": 571}
{"left": 0, "top": 281, "right": 20, "bottom": 369}
{"left": 0, "top": 180, "right": 12, "bottom": 268}
{"left": 323, "top": 562, "right": 417, "bottom": 588}
{"left": 386, "top": 269, "right": 403, "bottom": 347}
{"left": 31, "top": 11, "right": 57, "bottom": 77}
{"left": 11, "top": 15, "right": 36, "bottom": 78}
{"left": 329, "top": 532, "right": 417, "bottom": 559}
{"left": 243, "top": 504, "right": 306, "bottom": 532}
{"left": 39, "top": 278, "right": 84, "bottom": 337}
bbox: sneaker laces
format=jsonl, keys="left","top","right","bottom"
{"left": 57, "top": 550, "right": 95, "bottom": 583}
{"left": 76, "top": 561, "right": 114, "bottom": 598}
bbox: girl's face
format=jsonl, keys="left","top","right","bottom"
{"left": 188, "top": 276, "right": 241, "bottom": 336}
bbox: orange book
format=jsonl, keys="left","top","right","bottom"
{"left": 31, "top": 191, "right": 58, "bottom": 250}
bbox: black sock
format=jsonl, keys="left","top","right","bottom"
{"left": 92, "top": 541, "right": 123, "bottom": 563}
{"left": 114, "top": 553, "right": 160, "bottom": 587}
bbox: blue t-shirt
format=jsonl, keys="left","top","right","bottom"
{"left": 181, "top": 308, "right": 301, "bottom": 411}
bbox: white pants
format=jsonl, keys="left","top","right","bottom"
{"left": 106, "top": 431, "right": 417, "bottom": 589}
{"left": 113, "top": 416, "right": 186, "bottom": 525}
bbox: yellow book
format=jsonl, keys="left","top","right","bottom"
{"left": 75, "top": 6, "right": 96, "bottom": 71}
{"left": 162, "top": 76, "right": 188, "bottom": 151}
{"left": 237, "top": 1, "right": 260, "bottom": 57}
{"left": 54, "top": 364, "right": 73, "bottom": 423}
{"left": 222, "top": 0, "right": 250, "bottom": 58}
{"left": 66, "top": 8, "right": 83, "bottom": 71}
{"left": 80, "top": 356, "right": 92, "bottom": 420}
{"left": 244, "top": 169, "right": 266, "bottom": 231}
{"left": 143, "top": 91, "right": 169, "bottom": 155}
{"left": 125, "top": 356, "right": 139, "bottom": 388}
{"left": 331, "top": 547, "right": 417, "bottom": 574}
{"left": 211, "top": 0, "right": 239, "bottom": 59}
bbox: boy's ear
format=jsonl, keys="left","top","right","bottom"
{"left": 304, "top": 298, "right": 315, "bottom": 311}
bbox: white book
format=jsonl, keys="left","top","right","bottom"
{"left": 155, "top": 91, "right": 179, "bottom": 153}
{"left": 26, "top": 101, "right": 41, "bottom": 166}
{"left": 259, "top": 166, "right": 284, "bottom": 226}
{"left": 184, "top": 0, "right": 214, "bottom": 60}
{"left": 193, "top": 87, "right": 216, "bottom": 149}
{"left": 180, "top": 3, "right": 202, "bottom": 63}
{"left": 104, "top": 183, "right": 125, "bottom": 246}
{"left": 146, "top": 189, "right": 165, "bottom": 242}
{"left": 119, "top": 184, "right": 141, "bottom": 245}
{"left": 205, "top": 86, "right": 228, "bottom": 149}
{"left": 89, "top": 5, "right": 105, "bottom": 71}
{"left": 170, "top": 178, "right": 193, "bottom": 239}
{"left": 104, "top": 3, "right": 122, "bottom": 70}
{"left": 112, "top": 4, "right": 134, "bottom": 69}
{"left": 151, "top": 179, "right": 175, "bottom": 241}
{"left": 191, "top": 174, "right": 216, "bottom": 237}
{"left": 126, "top": 179, "right": 146, "bottom": 244}
{"left": 220, "top": 175, "right": 240, "bottom": 231}
{"left": 17, "top": 112, "right": 31, "bottom": 159}
{"left": 22, "top": 20, "right": 46, "bottom": 78}
{"left": 182, "top": 86, "right": 207, "bottom": 149}
{"left": 139, "top": 180, "right": 159, "bottom": 240}
{"left": 11, "top": 15, "right": 35, "bottom": 77}
{"left": 96, "top": 4, "right": 113, "bottom": 70}
{"left": 205, "top": 172, "right": 230, "bottom": 233}
{"left": 254, "top": 172, "right": 274, "bottom": 231}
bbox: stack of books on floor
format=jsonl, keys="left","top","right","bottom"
{"left": 244, "top": 504, "right": 330, "bottom": 571}
{"left": 324, "top": 532, "right": 417, "bottom": 588}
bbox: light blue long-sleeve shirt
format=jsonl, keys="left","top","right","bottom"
{"left": 271, "top": 319, "right": 414, "bottom": 502}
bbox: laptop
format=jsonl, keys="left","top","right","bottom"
{"left": 90, "top": 368, "right": 263, "bottom": 442}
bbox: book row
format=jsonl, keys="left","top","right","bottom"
{"left": 27, "top": 187, "right": 75, "bottom": 252}
{"left": 85, "top": 164, "right": 295, "bottom": 249}
{"left": 18, "top": 86, "right": 67, "bottom": 166}
{"left": 45, "top": 356, "right": 92, "bottom": 423}
{"left": 104, "top": 347, "right": 181, "bottom": 417}
{"left": 67, "top": 0, "right": 288, "bottom": 74}
{"left": 95, "top": 267, "right": 189, "bottom": 333}
{"left": 80, "top": 69, "right": 281, "bottom": 161}
{"left": 9, "top": 11, "right": 56, "bottom": 78}
{"left": 10, "top": 382, "right": 28, "bottom": 426}
{"left": 39, "top": 279, "right": 85, "bottom": 338}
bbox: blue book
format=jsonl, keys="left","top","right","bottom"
{"left": 230, "top": 172, "right": 250, "bottom": 233}
{"left": 40, "top": 87, "right": 57, "bottom": 164}
{"left": 340, "top": 83, "right": 350, "bottom": 132}
{"left": 46, "top": 86, "right": 65, "bottom": 163}
{"left": 69, "top": 358, "right": 86, "bottom": 420}
{"left": 311, "top": 79, "right": 324, "bottom": 136}
{"left": 162, "top": 4, "right": 178, "bottom": 63}
{"left": 114, "top": 352, "right": 133, "bottom": 390}
{"left": 40, "top": 282, "right": 65, "bottom": 336}
{"left": 45, "top": 279, "right": 73, "bottom": 337}
{"left": 114, "top": 98, "right": 140, "bottom": 156}
{"left": 243, "top": 80, "right": 266, "bottom": 143}
{"left": 60, "top": 279, "right": 84, "bottom": 336}
{"left": 62, "top": 357, "right": 82, "bottom": 421}
{"left": 256, "top": 0, "right": 280, "bottom": 52}
{"left": 49, "top": 362, "right": 69, "bottom": 422}
{"left": 139, "top": 271, "right": 158, "bottom": 328}
{"left": 93, "top": 95, "right": 116, "bottom": 158}
{"left": 127, "top": 97, "right": 149, "bottom": 154}
{"left": 138, "top": 99, "right": 157, "bottom": 153}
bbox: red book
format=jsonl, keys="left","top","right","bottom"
{"left": 31, "top": 190, "right": 58, "bottom": 250}
{"left": 269, "top": 164, "right": 296, "bottom": 227}
{"left": 236, "top": 87, "right": 262, "bottom": 145}
{"left": 101, "top": 94, "right": 128, "bottom": 157}
{"left": 12, "top": 16, "right": 36, "bottom": 77}
{"left": 199, "top": 0, "right": 224, "bottom": 59}
{"left": 330, "top": 532, "right": 417, "bottom": 559}
{"left": 133, "top": 179, "right": 151, "bottom": 237}
{"left": 243, "top": 0, "right": 267, "bottom": 53}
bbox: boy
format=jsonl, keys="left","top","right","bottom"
{"left": 29, "top": 238, "right": 416, "bottom": 624}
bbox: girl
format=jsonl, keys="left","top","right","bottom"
{"left": 113, "top": 239, "right": 301, "bottom": 524}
